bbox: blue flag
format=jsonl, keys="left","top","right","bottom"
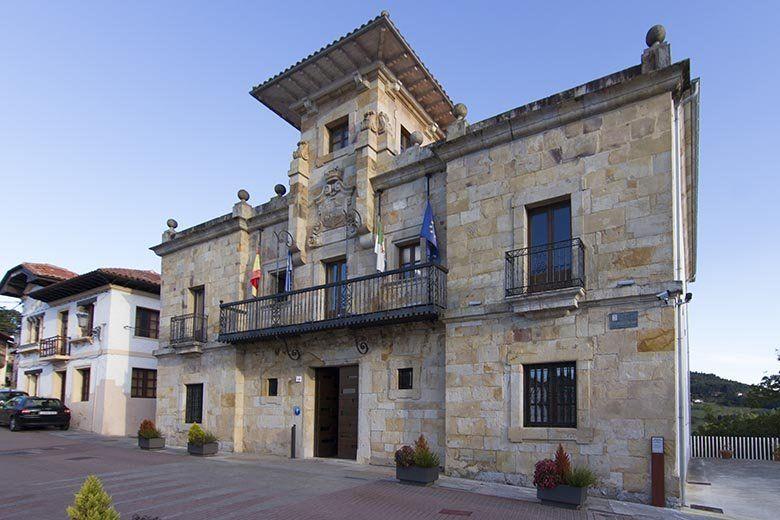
{"left": 420, "top": 201, "right": 439, "bottom": 261}
{"left": 284, "top": 250, "right": 293, "bottom": 292}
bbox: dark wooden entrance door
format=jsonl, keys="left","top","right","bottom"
{"left": 314, "top": 365, "right": 358, "bottom": 459}
{"left": 338, "top": 365, "right": 359, "bottom": 459}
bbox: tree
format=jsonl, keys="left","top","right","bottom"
{"left": 0, "top": 308, "right": 20, "bottom": 337}
{"left": 66, "top": 475, "right": 120, "bottom": 520}
{"left": 745, "top": 373, "right": 780, "bottom": 409}
{"left": 696, "top": 409, "right": 780, "bottom": 437}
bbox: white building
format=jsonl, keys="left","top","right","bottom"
{"left": 0, "top": 263, "right": 161, "bottom": 436}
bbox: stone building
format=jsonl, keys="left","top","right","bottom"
{"left": 151, "top": 14, "right": 699, "bottom": 504}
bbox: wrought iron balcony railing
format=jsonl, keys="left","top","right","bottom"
{"left": 505, "top": 238, "right": 585, "bottom": 297}
{"left": 170, "top": 313, "right": 208, "bottom": 344}
{"left": 39, "top": 335, "right": 69, "bottom": 357}
{"left": 219, "top": 263, "right": 447, "bottom": 342}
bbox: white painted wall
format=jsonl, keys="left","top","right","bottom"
{"left": 13, "top": 285, "right": 160, "bottom": 435}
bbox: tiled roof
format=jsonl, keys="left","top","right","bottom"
{"left": 28, "top": 267, "right": 161, "bottom": 302}
{"left": 20, "top": 263, "right": 77, "bottom": 281}
{"left": 97, "top": 268, "right": 161, "bottom": 286}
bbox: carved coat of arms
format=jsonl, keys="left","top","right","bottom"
{"left": 307, "top": 166, "right": 354, "bottom": 248}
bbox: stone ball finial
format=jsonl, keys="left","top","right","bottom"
{"left": 381, "top": 10, "right": 390, "bottom": 17}
{"left": 646, "top": 25, "right": 666, "bottom": 47}
{"left": 166, "top": 219, "right": 178, "bottom": 230}
{"left": 274, "top": 184, "right": 287, "bottom": 196}
{"left": 410, "top": 130, "right": 424, "bottom": 147}
{"left": 453, "top": 103, "right": 468, "bottom": 120}
{"left": 237, "top": 189, "right": 250, "bottom": 202}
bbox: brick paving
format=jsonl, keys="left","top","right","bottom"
{"left": 0, "top": 428, "right": 705, "bottom": 519}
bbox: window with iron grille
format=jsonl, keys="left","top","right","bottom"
{"left": 524, "top": 362, "right": 576, "bottom": 427}
{"left": 398, "top": 367, "right": 413, "bottom": 390}
{"left": 185, "top": 383, "right": 203, "bottom": 424}
{"left": 135, "top": 307, "right": 160, "bottom": 339}
{"left": 268, "top": 378, "right": 278, "bottom": 397}
{"left": 328, "top": 117, "right": 349, "bottom": 153}
{"left": 131, "top": 368, "right": 157, "bottom": 398}
{"left": 78, "top": 368, "right": 91, "bottom": 402}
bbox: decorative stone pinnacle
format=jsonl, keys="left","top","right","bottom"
{"left": 453, "top": 103, "right": 468, "bottom": 120}
{"left": 646, "top": 25, "right": 666, "bottom": 47}
{"left": 274, "top": 184, "right": 287, "bottom": 196}
{"left": 166, "top": 219, "right": 178, "bottom": 231}
{"left": 410, "top": 131, "right": 424, "bottom": 147}
{"left": 381, "top": 10, "right": 390, "bottom": 17}
{"left": 237, "top": 189, "right": 250, "bottom": 202}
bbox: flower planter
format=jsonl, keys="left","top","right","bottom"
{"left": 188, "top": 442, "right": 218, "bottom": 456}
{"left": 720, "top": 450, "right": 733, "bottom": 459}
{"left": 537, "top": 485, "right": 588, "bottom": 509}
{"left": 396, "top": 466, "right": 439, "bottom": 486}
{"left": 138, "top": 437, "right": 165, "bottom": 450}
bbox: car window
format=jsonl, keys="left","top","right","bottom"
{"left": 24, "top": 398, "right": 61, "bottom": 408}
{"left": 5, "top": 397, "right": 23, "bottom": 408}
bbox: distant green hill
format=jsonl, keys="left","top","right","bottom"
{"left": 690, "top": 371, "right": 752, "bottom": 407}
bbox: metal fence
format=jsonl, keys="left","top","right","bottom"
{"left": 39, "top": 335, "right": 69, "bottom": 357}
{"left": 691, "top": 435, "right": 780, "bottom": 460}
{"left": 505, "top": 238, "right": 585, "bottom": 297}
{"left": 170, "top": 313, "right": 207, "bottom": 344}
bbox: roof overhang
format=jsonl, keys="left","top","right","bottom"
{"left": 250, "top": 13, "right": 455, "bottom": 130}
{"left": 0, "top": 264, "right": 68, "bottom": 298}
{"left": 28, "top": 269, "right": 160, "bottom": 303}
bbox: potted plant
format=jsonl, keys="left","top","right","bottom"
{"left": 534, "top": 444, "right": 596, "bottom": 509}
{"left": 394, "top": 435, "right": 440, "bottom": 486}
{"left": 187, "top": 423, "right": 218, "bottom": 456}
{"left": 719, "top": 444, "right": 733, "bottom": 459}
{"left": 137, "top": 419, "right": 165, "bottom": 450}
{"left": 774, "top": 446, "right": 780, "bottom": 462}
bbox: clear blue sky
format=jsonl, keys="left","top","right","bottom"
{"left": 1, "top": 2, "right": 778, "bottom": 384}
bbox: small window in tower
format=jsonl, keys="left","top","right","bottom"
{"left": 268, "top": 378, "right": 279, "bottom": 397}
{"left": 398, "top": 368, "right": 413, "bottom": 390}
{"left": 400, "top": 126, "right": 412, "bottom": 151}
{"left": 328, "top": 117, "right": 349, "bottom": 153}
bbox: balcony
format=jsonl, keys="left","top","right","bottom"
{"left": 39, "top": 335, "right": 69, "bottom": 359}
{"left": 170, "top": 313, "right": 207, "bottom": 349}
{"left": 219, "top": 263, "right": 447, "bottom": 342}
{"left": 505, "top": 238, "right": 586, "bottom": 317}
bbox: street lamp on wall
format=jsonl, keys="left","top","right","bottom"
{"left": 76, "top": 311, "right": 101, "bottom": 341}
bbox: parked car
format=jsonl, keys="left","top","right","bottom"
{"left": 0, "top": 390, "right": 28, "bottom": 407}
{"left": 0, "top": 396, "right": 70, "bottom": 431}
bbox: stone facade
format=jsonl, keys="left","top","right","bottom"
{"left": 151, "top": 14, "right": 698, "bottom": 505}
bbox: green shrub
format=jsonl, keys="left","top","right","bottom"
{"left": 565, "top": 466, "right": 597, "bottom": 488}
{"left": 411, "top": 435, "right": 440, "bottom": 468}
{"left": 66, "top": 475, "right": 120, "bottom": 520}
{"left": 138, "top": 419, "right": 161, "bottom": 439}
{"left": 188, "top": 423, "right": 217, "bottom": 446}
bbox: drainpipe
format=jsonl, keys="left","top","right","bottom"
{"left": 672, "top": 80, "right": 699, "bottom": 507}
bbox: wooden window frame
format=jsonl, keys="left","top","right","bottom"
{"left": 185, "top": 383, "right": 203, "bottom": 424}
{"left": 78, "top": 368, "right": 91, "bottom": 402}
{"left": 135, "top": 307, "right": 160, "bottom": 339}
{"left": 397, "top": 367, "right": 413, "bottom": 390}
{"left": 523, "top": 362, "right": 577, "bottom": 428}
{"left": 327, "top": 117, "right": 349, "bottom": 153}
{"left": 131, "top": 368, "right": 157, "bottom": 398}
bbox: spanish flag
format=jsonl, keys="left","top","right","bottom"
{"left": 250, "top": 250, "right": 262, "bottom": 296}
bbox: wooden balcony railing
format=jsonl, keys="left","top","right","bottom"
{"left": 39, "top": 335, "right": 69, "bottom": 357}
{"left": 170, "top": 313, "right": 207, "bottom": 344}
{"left": 505, "top": 238, "right": 585, "bottom": 297}
{"left": 219, "top": 263, "right": 447, "bottom": 342}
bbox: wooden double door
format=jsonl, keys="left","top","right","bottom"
{"left": 314, "top": 365, "right": 358, "bottom": 459}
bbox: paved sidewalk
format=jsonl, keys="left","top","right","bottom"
{"left": 0, "top": 427, "right": 723, "bottom": 519}
{"left": 686, "top": 458, "right": 780, "bottom": 520}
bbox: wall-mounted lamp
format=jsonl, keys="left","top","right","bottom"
{"left": 76, "top": 311, "right": 102, "bottom": 341}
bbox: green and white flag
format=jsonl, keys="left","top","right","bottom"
{"left": 374, "top": 218, "right": 386, "bottom": 272}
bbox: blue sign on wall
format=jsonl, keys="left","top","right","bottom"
{"left": 293, "top": 406, "right": 301, "bottom": 416}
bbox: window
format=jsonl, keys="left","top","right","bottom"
{"left": 135, "top": 307, "right": 160, "bottom": 339}
{"left": 324, "top": 259, "right": 347, "bottom": 318}
{"left": 59, "top": 310, "right": 69, "bottom": 338}
{"left": 398, "top": 368, "right": 413, "bottom": 390}
{"left": 524, "top": 362, "right": 576, "bottom": 428}
{"left": 273, "top": 271, "right": 287, "bottom": 295}
{"left": 327, "top": 117, "right": 349, "bottom": 153}
{"left": 131, "top": 368, "right": 157, "bottom": 398}
{"left": 78, "top": 368, "right": 91, "bottom": 402}
{"left": 527, "top": 200, "right": 572, "bottom": 291}
{"left": 398, "top": 243, "right": 422, "bottom": 277}
{"left": 190, "top": 286, "right": 205, "bottom": 316}
{"left": 267, "top": 378, "right": 278, "bottom": 397}
{"left": 27, "top": 374, "right": 38, "bottom": 395}
{"left": 185, "top": 383, "right": 203, "bottom": 424}
{"left": 400, "top": 126, "right": 412, "bottom": 151}
{"left": 28, "top": 315, "right": 43, "bottom": 343}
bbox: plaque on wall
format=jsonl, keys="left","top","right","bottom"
{"left": 608, "top": 311, "right": 638, "bottom": 330}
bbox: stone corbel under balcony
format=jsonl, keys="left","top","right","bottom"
{"left": 507, "top": 286, "right": 586, "bottom": 318}
{"left": 170, "top": 341, "right": 204, "bottom": 355}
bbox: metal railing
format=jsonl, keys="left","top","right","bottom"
{"left": 691, "top": 436, "right": 780, "bottom": 461}
{"left": 505, "top": 238, "right": 585, "bottom": 297}
{"left": 219, "top": 263, "right": 447, "bottom": 341}
{"left": 170, "top": 313, "right": 208, "bottom": 344}
{"left": 39, "top": 335, "right": 69, "bottom": 357}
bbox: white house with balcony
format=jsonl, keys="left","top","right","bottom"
{"left": 0, "top": 263, "right": 161, "bottom": 436}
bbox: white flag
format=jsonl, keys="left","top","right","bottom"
{"left": 374, "top": 219, "right": 386, "bottom": 272}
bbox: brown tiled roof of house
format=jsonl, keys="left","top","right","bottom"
{"left": 19, "top": 263, "right": 77, "bottom": 282}
{"left": 97, "top": 268, "right": 161, "bottom": 286}
{"left": 28, "top": 267, "right": 161, "bottom": 302}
